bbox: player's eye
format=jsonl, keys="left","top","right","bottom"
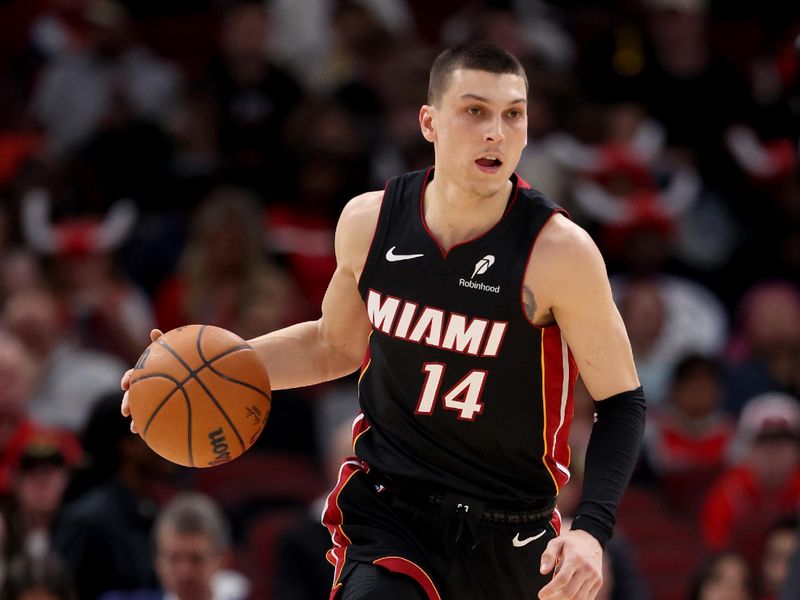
{"left": 467, "top": 106, "right": 481, "bottom": 116}
{"left": 507, "top": 109, "right": 522, "bottom": 119}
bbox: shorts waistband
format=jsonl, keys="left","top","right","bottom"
{"left": 365, "top": 468, "right": 556, "bottom": 526}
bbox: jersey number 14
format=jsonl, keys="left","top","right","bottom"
{"left": 415, "top": 363, "right": 487, "bottom": 421}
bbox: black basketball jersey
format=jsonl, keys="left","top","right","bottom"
{"left": 355, "top": 168, "right": 578, "bottom": 503}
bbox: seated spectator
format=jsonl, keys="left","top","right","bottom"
{"left": 205, "top": 0, "right": 301, "bottom": 196}
{"left": 154, "top": 187, "right": 301, "bottom": 340}
{"left": 30, "top": 0, "right": 181, "bottom": 156}
{"left": 0, "top": 331, "right": 80, "bottom": 495}
{"left": 724, "top": 280, "right": 800, "bottom": 415}
{"left": 700, "top": 393, "right": 800, "bottom": 569}
{"left": 273, "top": 417, "right": 353, "bottom": 600}
{"left": 689, "top": 551, "right": 755, "bottom": 600}
{"left": 3, "top": 435, "right": 77, "bottom": 562}
{"left": 0, "top": 331, "right": 40, "bottom": 495}
{"left": 0, "top": 552, "right": 78, "bottom": 600}
{"left": 759, "top": 517, "right": 797, "bottom": 600}
{"left": 100, "top": 492, "right": 248, "bottom": 600}
{"left": 0, "top": 248, "right": 42, "bottom": 306}
{"left": 267, "top": 0, "right": 412, "bottom": 91}
{"left": 614, "top": 275, "right": 728, "bottom": 405}
{"left": 2, "top": 286, "right": 126, "bottom": 432}
{"left": 645, "top": 354, "right": 734, "bottom": 513}
{"left": 25, "top": 0, "right": 93, "bottom": 63}
{"left": 52, "top": 392, "right": 173, "bottom": 600}
{"left": 0, "top": 202, "right": 43, "bottom": 304}
{"left": 20, "top": 189, "right": 155, "bottom": 364}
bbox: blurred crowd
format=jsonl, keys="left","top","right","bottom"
{"left": 0, "top": 0, "right": 798, "bottom": 599}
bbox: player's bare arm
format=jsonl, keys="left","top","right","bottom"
{"left": 527, "top": 213, "right": 639, "bottom": 399}
{"left": 246, "top": 190, "right": 382, "bottom": 390}
{"left": 527, "top": 213, "right": 642, "bottom": 600}
{"left": 120, "top": 191, "right": 382, "bottom": 426}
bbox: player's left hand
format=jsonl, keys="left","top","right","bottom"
{"left": 538, "top": 529, "right": 602, "bottom": 599}
{"left": 120, "top": 328, "right": 163, "bottom": 434}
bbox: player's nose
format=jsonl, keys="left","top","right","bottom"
{"left": 483, "top": 116, "right": 505, "bottom": 143}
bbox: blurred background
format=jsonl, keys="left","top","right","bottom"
{"left": 0, "top": 0, "right": 798, "bottom": 599}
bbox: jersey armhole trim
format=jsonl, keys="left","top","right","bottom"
{"left": 357, "top": 178, "right": 393, "bottom": 296}
{"left": 520, "top": 208, "right": 568, "bottom": 330}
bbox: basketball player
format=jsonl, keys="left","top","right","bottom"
{"left": 122, "top": 42, "right": 645, "bottom": 600}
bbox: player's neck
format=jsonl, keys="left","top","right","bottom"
{"left": 422, "top": 172, "right": 513, "bottom": 251}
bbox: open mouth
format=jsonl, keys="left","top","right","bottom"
{"left": 475, "top": 157, "right": 503, "bottom": 172}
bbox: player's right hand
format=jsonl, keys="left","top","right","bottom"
{"left": 539, "top": 529, "right": 602, "bottom": 600}
{"left": 120, "top": 328, "right": 163, "bottom": 434}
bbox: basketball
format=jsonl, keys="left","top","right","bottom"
{"left": 128, "top": 324, "right": 271, "bottom": 467}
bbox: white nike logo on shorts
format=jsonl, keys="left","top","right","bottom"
{"left": 386, "top": 246, "right": 424, "bottom": 262}
{"left": 512, "top": 530, "right": 546, "bottom": 547}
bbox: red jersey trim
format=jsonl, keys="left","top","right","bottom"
{"left": 519, "top": 209, "right": 568, "bottom": 329}
{"left": 355, "top": 179, "right": 390, "bottom": 291}
{"left": 329, "top": 582, "right": 343, "bottom": 600}
{"left": 418, "top": 168, "right": 522, "bottom": 259}
{"left": 321, "top": 460, "right": 362, "bottom": 588}
{"left": 551, "top": 507, "right": 563, "bottom": 535}
{"left": 539, "top": 328, "right": 575, "bottom": 493}
{"left": 357, "top": 331, "right": 373, "bottom": 393}
{"left": 360, "top": 332, "right": 373, "bottom": 373}
{"left": 351, "top": 413, "right": 371, "bottom": 452}
{"left": 328, "top": 556, "right": 442, "bottom": 600}
{"left": 373, "top": 556, "right": 443, "bottom": 600}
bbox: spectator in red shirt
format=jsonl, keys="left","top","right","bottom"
{"left": 700, "top": 392, "right": 800, "bottom": 569}
{"left": 644, "top": 354, "right": 735, "bottom": 514}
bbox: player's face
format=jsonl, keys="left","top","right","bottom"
{"left": 421, "top": 68, "right": 528, "bottom": 196}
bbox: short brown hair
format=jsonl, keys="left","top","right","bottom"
{"left": 427, "top": 41, "right": 528, "bottom": 105}
{"left": 156, "top": 492, "right": 231, "bottom": 553}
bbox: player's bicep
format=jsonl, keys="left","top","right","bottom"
{"left": 316, "top": 191, "right": 381, "bottom": 367}
{"left": 317, "top": 263, "right": 372, "bottom": 367}
{"left": 541, "top": 226, "right": 639, "bottom": 400}
{"left": 556, "top": 293, "right": 638, "bottom": 400}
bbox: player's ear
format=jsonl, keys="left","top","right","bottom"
{"left": 419, "top": 105, "right": 436, "bottom": 143}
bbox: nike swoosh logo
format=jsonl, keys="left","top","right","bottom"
{"left": 512, "top": 530, "right": 546, "bottom": 547}
{"left": 386, "top": 246, "right": 424, "bottom": 262}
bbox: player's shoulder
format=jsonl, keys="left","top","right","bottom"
{"left": 335, "top": 190, "right": 383, "bottom": 261}
{"left": 538, "top": 213, "right": 600, "bottom": 260}
{"left": 339, "top": 190, "right": 383, "bottom": 226}
{"left": 531, "top": 213, "right": 606, "bottom": 282}
{"left": 526, "top": 214, "right": 611, "bottom": 312}
{"left": 337, "top": 190, "right": 383, "bottom": 239}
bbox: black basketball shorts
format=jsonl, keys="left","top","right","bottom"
{"left": 322, "top": 459, "right": 560, "bottom": 600}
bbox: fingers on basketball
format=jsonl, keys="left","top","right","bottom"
{"left": 127, "top": 324, "right": 271, "bottom": 468}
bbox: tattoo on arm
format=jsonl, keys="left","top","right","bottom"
{"left": 523, "top": 285, "right": 537, "bottom": 322}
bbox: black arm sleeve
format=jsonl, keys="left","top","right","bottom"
{"left": 570, "top": 386, "right": 646, "bottom": 547}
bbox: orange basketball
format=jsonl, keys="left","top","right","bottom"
{"left": 128, "top": 325, "right": 271, "bottom": 467}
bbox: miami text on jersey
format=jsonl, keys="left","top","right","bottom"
{"left": 366, "top": 289, "right": 508, "bottom": 357}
